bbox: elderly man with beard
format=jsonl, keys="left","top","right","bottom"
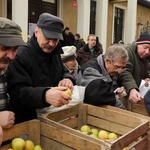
{"left": 76, "top": 45, "right": 128, "bottom": 109}
{"left": 0, "top": 17, "right": 25, "bottom": 129}
{"left": 7, "top": 13, "right": 75, "bottom": 124}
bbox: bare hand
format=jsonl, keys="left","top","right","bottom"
{"left": 116, "top": 86, "right": 127, "bottom": 97}
{"left": 0, "top": 126, "right": 3, "bottom": 145}
{"left": 58, "top": 78, "right": 74, "bottom": 90}
{"left": 45, "top": 86, "right": 72, "bottom": 107}
{"left": 0, "top": 111, "right": 15, "bottom": 129}
{"left": 129, "top": 89, "right": 141, "bottom": 103}
{"left": 144, "top": 78, "right": 150, "bottom": 87}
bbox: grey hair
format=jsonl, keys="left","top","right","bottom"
{"left": 104, "top": 45, "right": 128, "bottom": 62}
{"left": 87, "top": 34, "right": 96, "bottom": 41}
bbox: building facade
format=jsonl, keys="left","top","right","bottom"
{"left": 0, "top": 0, "right": 150, "bottom": 52}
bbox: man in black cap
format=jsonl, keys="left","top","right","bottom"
{"left": 7, "top": 13, "right": 75, "bottom": 123}
{"left": 119, "top": 31, "right": 150, "bottom": 104}
{"left": 0, "top": 17, "right": 25, "bottom": 129}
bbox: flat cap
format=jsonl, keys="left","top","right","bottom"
{"left": 37, "top": 13, "right": 64, "bottom": 40}
{"left": 0, "top": 17, "right": 25, "bottom": 46}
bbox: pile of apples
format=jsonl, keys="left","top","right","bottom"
{"left": 7, "top": 137, "right": 43, "bottom": 150}
{"left": 79, "top": 125, "right": 127, "bottom": 150}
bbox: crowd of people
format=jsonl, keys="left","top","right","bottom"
{"left": 0, "top": 12, "right": 150, "bottom": 145}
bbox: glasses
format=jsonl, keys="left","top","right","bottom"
{"left": 109, "top": 59, "right": 125, "bottom": 70}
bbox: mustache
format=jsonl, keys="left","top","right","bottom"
{"left": 0, "top": 58, "right": 11, "bottom": 62}
{"left": 44, "top": 44, "right": 54, "bottom": 49}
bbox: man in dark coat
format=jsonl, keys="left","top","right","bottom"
{"left": 77, "top": 34, "right": 103, "bottom": 67}
{"left": 7, "top": 13, "right": 74, "bottom": 123}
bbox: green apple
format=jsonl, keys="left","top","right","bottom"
{"left": 98, "top": 130, "right": 108, "bottom": 140}
{"left": 12, "top": 137, "right": 26, "bottom": 150}
{"left": 90, "top": 128, "right": 99, "bottom": 136}
{"left": 34, "top": 145, "right": 43, "bottom": 150}
{"left": 122, "top": 147, "right": 127, "bottom": 150}
{"left": 25, "top": 140, "right": 34, "bottom": 150}
{"left": 80, "top": 125, "right": 91, "bottom": 133}
{"left": 108, "top": 132, "right": 118, "bottom": 140}
{"left": 89, "top": 134, "right": 98, "bottom": 139}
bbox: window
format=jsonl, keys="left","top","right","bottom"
{"left": 113, "top": 7, "right": 124, "bottom": 44}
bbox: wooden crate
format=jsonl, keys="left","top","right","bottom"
{"left": 38, "top": 103, "right": 149, "bottom": 150}
{"left": 121, "top": 97, "right": 149, "bottom": 116}
{"left": 102, "top": 105, "right": 150, "bottom": 149}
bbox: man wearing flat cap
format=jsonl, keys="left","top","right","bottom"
{"left": 119, "top": 31, "right": 150, "bottom": 104}
{"left": 0, "top": 17, "right": 25, "bottom": 129}
{"left": 7, "top": 13, "right": 75, "bottom": 123}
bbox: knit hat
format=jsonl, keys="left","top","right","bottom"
{"left": 0, "top": 17, "right": 25, "bottom": 46}
{"left": 37, "top": 13, "right": 64, "bottom": 40}
{"left": 136, "top": 31, "right": 150, "bottom": 45}
{"left": 61, "top": 46, "right": 77, "bottom": 62}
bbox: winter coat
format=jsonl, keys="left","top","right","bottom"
{"left": 74, "top": 38, "right": 85, "bottom": 51}
{"left": 76, "top": 44, "right": 102, "bottom": 67}
{"left": 76, "top": 55, "right": 118, "bottom": 106}
{"left": 7, "top": 34, "right": 75, "bottom": 123}
{"left": 119, "top": 42, "right": 150, "bottom": 95}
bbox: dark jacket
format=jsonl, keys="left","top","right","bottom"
{"left": 74, "top": 38, "right": 85, "bottom": 51}
{"left": 77, "top": 44, "right": 102, "bottom": 67}
{"left": 7, "top": 34, "right": 74, "bottom": 123}
{"left": 144, "top": 89, "right": 150, "bottom": 116}
{"left": 119, "top": 42, "right": 150, "bottom": 95}
{"left": 76, "top": 55, "right": 118, "bottom": 106}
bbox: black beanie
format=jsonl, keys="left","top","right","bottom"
{"left": 136, "top": 31, "right": 150, "bottom": 45}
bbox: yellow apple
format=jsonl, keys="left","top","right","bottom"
{"left": 108, "top": 132, "right": 118, "bottom": 140}
{"left": 25, "top": 140, "right": 34, "bottom": 150}
{"left": 122, "top": 147, "right": 127, "bottom": 150}
{"left": 7, "top": 149, "right": 14, "bottom": 150}
{"left": 98, "top": 130, "right": 108, "bottom": 140}
{"left": 12, "top": 138, "right": 26, "bottom": 150}
{"left": 90, "top": 128, "right": 99, "bottom": 136}
{"left": 63, "top": 88, "right": 72, "bottom": 96}
{"left": 89, "top": 134, "right": 98, "bottom": 139}
{"left": 80, "top": 125, "right": 91, "bottom": 133}
{"left": 34, "top": 145, "right": 43, "bottom": 150}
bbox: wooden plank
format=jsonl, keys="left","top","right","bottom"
{"left": 45, "top": 104, "right": 79, "bottom": 122}
{"left": 41, "top": 136, "right": 74, "bottom": 150}
{"left": 87, "top": 104, "right": 143, "bottom": 127}
{"left": 77, "top": 103, "right": 87, "bottom": 129}
{"left": 87, "top": 115, "right": 132, "bottom": 135}
{"left": 40, "top": 121, "right": 109, "bottom": 150}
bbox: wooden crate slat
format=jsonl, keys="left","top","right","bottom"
{"left": 45, "top": 104, "right": 79, "bottom": 121}
{"left": 87, "top": 115, "right": 132, "bottom": 135}
{"left": 40, "top": 121, "right": 108, "bottom": 150}
{"left": 87, "top": 105, "right": 143, "bottom": 127}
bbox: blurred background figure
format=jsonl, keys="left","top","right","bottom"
{"left": 60, "top": 27, "right": 74, "bottom": 46}
{"left": 118, "top": 40, "right": 124, "bottom": 45}
{"left": 77, "top": 34, "right": 103, "bottom": 67}
{"left": 96, "top": 36, "right": 103, "bottom": 53}
{"left": 61, "top": 46, "right": 79, "bottom": 83}
{"left": 74, "top": 33, "right": 85, "bottom": 51}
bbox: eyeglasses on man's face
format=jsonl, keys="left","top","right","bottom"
{"left": 109, "top": 59, "right": 126, "bottom": 70}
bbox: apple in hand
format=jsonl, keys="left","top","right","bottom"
{"left": 98, "top": 130, "right": 108, "bottom": 140}
{"left": 63, "top": 88, "right": 72, "bottom": 96}
{"left": 108, "top": 132, "right": 118, "bottom": 140}
{"left": 80, "top": 125, "right": 91, "bottom": 133}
